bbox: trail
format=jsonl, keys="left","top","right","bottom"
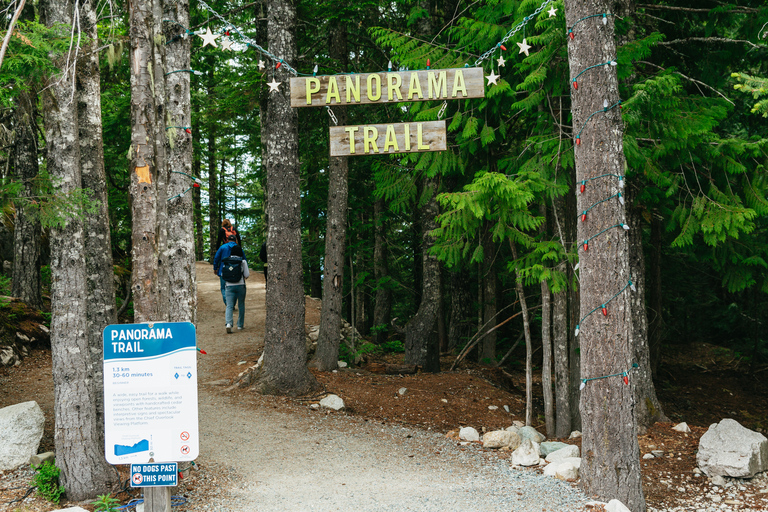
{"left": 192, "top": 262, "right": 587, "bottom": 512}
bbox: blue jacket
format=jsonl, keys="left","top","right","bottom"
{"left": 213, "top": 242, "right": 243, "bottom": 276}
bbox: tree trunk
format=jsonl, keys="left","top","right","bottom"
{"left": 541, "top": 279, "right": 555, "bottom": 438}
{"left": 648, "top": 213, "right": 663, "bottom": 377}
{"left": 42, "top": 0, "right": 116, "bottom": 499}
{"left": 192, "top": 102, "right": 204, "bottom": 261}
{"left": 249, "top": 0, "right": 319, "bottom": 395}
{"left": 129, "top": 0, "right": 166, "bottom": 323}
{"left": 313, "top": 21, "right": 349, "bottom": 371}
{"left": 373, "top": 198, "right": 392, "bottom": 344}
{"left": 308, "top": 223, "right": 322, "bottom": 298}
{"left": 448, "top": 266, "right": 473, "bottom": 352}
{"left": 206, "top": 63, "right": 219, "bottom": 262}
{"left": 553, "top": 262, "right": 571, "bottom": 438}
{"left": 510, "top": 243, "right": 533, "bottom": 426}
{"left": 564, "top": 0, "right": 644, "bottom": 508}
{"left": 10, "top": 88, "right": 42, "bottom": 310}
{"left": 626, "top": 177, "right": 666, "bottom": 431}
{"left": 164, "top": 0, "right": 196, "bottom": 323}
{"left": 75, "top": 0, "right": 120, "bottom": 495}
{"left": 479, "top": 228, "right": 496, "bottom": 363}
{"left": 404, "top": 177, "right": 440, "bottom": 373}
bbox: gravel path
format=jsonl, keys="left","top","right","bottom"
{"left": 190, "top": 263, "right": 590, "bottom": 512}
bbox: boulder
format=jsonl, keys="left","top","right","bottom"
{"left": 540, "top": 441, "right": 570, "bottom": 457}
{"left": 0, "top": 401, "right": 45, "bottom": 470}
{"left": 545, "top": 444, "right": 580, "bottom": 463}
{"left": 511, "top": 439, "right": 540, "bottom": 466}
{"left": 319, "top": 394, "right": 345, "bottom": 411}
{"left": 555, "top": 461, "right": 579, "bottom": 481}
{"left": 459, "top": 427, "right": 480, "bottom": 442}
{"left": 606, "top": 499, "right": 631, "bottom": 512}
{"left": 569, "top": 430, "right": 582, "bottom": 439}
{"left": 482, "top": 430, "right": 520, "bottom": 450}
{"left": 519, "top": 425, "right": 546, "bottom": 444}
{"left": 697, "top": 419, "right": 768, "bottom": 478}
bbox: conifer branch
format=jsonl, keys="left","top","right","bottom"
{"left": 656, "top": 37, "right": 765, "bottom": 50}
{"left": 0, "top": 0, "right": 26, "bottom": 71}
{"left": 637, "top": 4, "right": 760, "bottom": 15}
{"left": 636, "top": 61, "right": 735, "bottom": 106}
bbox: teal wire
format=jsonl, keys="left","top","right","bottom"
{"left": 571, "top": 60, "right": 614, "bottom": 83}
{"left": 579, "top": 192, "right": 621, "bottom": 218}
{"left": 582, "top": 363, "right": 640, "bottom": 385}
{"left": 569, "top": 13, "right": 614, "bottom": 34}
{"left": 576, "top": 280, "right": 632, "bottom": 328}
{"left": 579, "top": 223, "right": 628, "bottom": 250}
{"left": 576, "top": 101, "right": 622, "bottom": 140}
{"left": 582, "top": 173, "right": 623, "bottom": 183}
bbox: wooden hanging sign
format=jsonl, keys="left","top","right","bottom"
{"left": 292, "top": 68, "right": 485, "bottom": 108}
{"left": 329, "top": 121, "right": 446, "bottom": 157}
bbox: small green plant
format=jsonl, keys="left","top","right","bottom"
{"left": 92, "top": 493, "right": 120, "bottom": 512}
{"left": 33, "top": 461, "right": 64, "bottom": 504}
{"left": 0, "top": 274, "right": 11, "bottom": 296}
{"left": 381, "top": 340, "right": 405, "bottom": 353}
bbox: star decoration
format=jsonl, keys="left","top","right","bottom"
{"left": 497, "top": 55, "right": 506, "bottom": 67}
{"left": 517, "top": 38, "right": 531, "bottom": 57}
{"left": 221, "top": 37, "right": 233, "bottom": 51}
{"left": 267, "top": 78, "right": 281, "bottom": 93}
{"left": 548, "top": 6, "right": 557, "bottom": 17}
{"left": 258, "top": 59, "right": 266, "bottom": 71}
{"left": 486, "top": 70, "right": 499, "bottom": 86}
{"left": 200, "top": 27, "right": 219, "bottom": 48}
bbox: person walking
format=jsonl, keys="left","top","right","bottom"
{"left": 215, "top": 219, "right": 242, "bottom": 251}
{"left": 213, "top": 234, "right": 245, "bottom": 306}
{"left": 219, "top": 243, "right": 249, "bottom": 333}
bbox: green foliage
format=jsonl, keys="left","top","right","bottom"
{"left": 0, "top": 274, "right": 11, "bottom": 296}
{"left": 732, "top": 72, "right": 768, "bottom": 117}
{"left": 33, "top": 462, "right": 64, "bottom": 504}
{"left": 92, "top": 493, "right": 120, "bottom": 512}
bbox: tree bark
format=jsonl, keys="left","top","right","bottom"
{"left": 206, "top": 61, "right": 219, "bottom": 262}
{"left": 129, "top": 0, "right": 166, "bottom": 323}
{"left": 164, "top": 0, "right": 196, "bottom": 323}
{"left": 373, "top": 198, "right": 392, "bottom": 344}
{"left": 541, "top": 279, "right": 555, "bottom": 438}
{"left": 648, "top": 213, "right": 663, "bottom": 377}
{"left": 313, "top": 20, "right": 349, "bottom": 372}
{"left": 626, "top": 177, "right": 667, "bottom": 432}
{"left": 10, "top": 88, "right": 42, "bottom": 310}
{"left": 448, "top": 266, "right": 473, "bottom": 352}
{"left": 479, "top": 228, "right": 496, "bottom": 363}
{"left": 510, "top": 243, "right": 533, "bottom": 426}
{"left": 553, "top": 261, "right": 571, "bottom": 438}
{"left": 42, "top": 0, "right": 116, "bottom": 499}
{"left": 404, "top": 177, "right": 441, "bottom": 373}
{"left": 564, "top": 0, "right": 644, "bottom": 508}
{"left": 250, "top": 0, "right": 319, "bottom": 395}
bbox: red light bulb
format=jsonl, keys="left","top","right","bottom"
{"left": 193, "top": 182, "right": 200, "bottom": 188}
{"left": 569, "top": 32, "right": 574, "bottom": 40}
{"left": 500, "top": 44, "right": 507, "bottom": 51}
{"left": 623, "top": 375, "right": 629, "bottom": 385}
{"left": 573, "top": 80, "right": 578, "bottom": 90}
{"left": 575, "top": 137, "right": 581, "bottom": 145}
{"left": 602, "top": 306, "right": 608, "bottom": 316}
{"left": 583, "top": 242, "right": 588, "bottom": 251}
{"left": 580, "top": 182, "right": 586, "bottom": 193}
{"left": 185, "top": 128, "right": 192, "bottom": 134}
{"left": 276, "top": 61, "right": 282, "bottom": 69}
{"left": 581, "top": 212, "right": 587, "bottom": 222}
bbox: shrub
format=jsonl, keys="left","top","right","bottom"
{"left": 33, "top": 461, "right": 64, "bottom": 504}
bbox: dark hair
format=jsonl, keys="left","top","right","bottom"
{"left": 228, "top": 234, "right": 237, "bottom": 241}
{"left": 230, "top": 245, "right": 245, "bottom": 258}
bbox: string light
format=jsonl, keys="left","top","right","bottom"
{"left": 574, "top": 279, "right": 635, "bottom": 337}
{"left": 579, "top": 364, "right": 639, "bottom": 390}
{"left": 579, "top": 222, "right": 630, "bottom": 252}
{"left": 567, "top": 13, "right": 615, "bottom": 40}
{"left": 578, "top": 192, "right": 625, "bottom": 222}
{"left": 473, "top": 0, "right": 553, "bottom": 67}
{"left": 574, "top": 100, "right": 622, "bottom": 146}
{"left": 165, "top": 69, "right": 203, "bottom": 76}
{"left": 578, "top": 174, "right": 624, "bottom": 195}
{"left": 571, "top": 59, "right": 617, "bottom": 89}
{"left": 167, "top": 172, "right": 203, "bottom": 201}
{"left": 166, "top": 126, "right": 193, "bottom": 134}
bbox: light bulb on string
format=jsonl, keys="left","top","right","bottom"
{"left": 575, "top": 136, "right": 581, "bottom": 146}
{"left": 276, "top": 60, "right": 283, "bottom": 69}
{"left": 580, "top": 181, "right": 586, "bottom": 193}
{"left": 575, "top": 325, "right": 580, "bottom": 337}
{"left": 622, "top": 373, "right": 629, "bottom": 385}
{"left": 574, "top": 262, "right": 580, "bottom": 271}
{"left": 618, "top": 176, "right": 624, "bottom": 188}
{"left": 610, "top": 60, "right": 617, "bottom": 67}
{"left": 388, "top": 60, "right": 392, "bottom": 72}
{"left": 621, "top": 223, "right": 630, "bottom": 230}
{"left": 572, "top": 79, "right": 578, "bottom": 90}
{"left": 601, "top": 305, "right": 608, "bottom": 316}
{"left": 426, "top": 58, "right": 431, "bottom": 70}
{"left": 603, "top": 99, "right": 609, "bottom": 111}
{"left": 619, "top": 193, "right": 625, "bottom": 205}
{"left": 581, "top": 211, "right": 587, "bottom": 222}
{"left": 630, "top": 280, "right": 637, "bottom": 292}
{"left": 602, "top": 13, "right": 608, "bottom": 25}
{"left": 313, "top": 64, "right": 318, "bottom": 76}
{"left": 579, "top": 380, "right": 586, "bottom": 390}
{"left": 583, "top": 241, "right": 588, "bottom": 251}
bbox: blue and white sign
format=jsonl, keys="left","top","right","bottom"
{"left": 103, "top": 322, "right": 199, "bottom": 465}
{"left": 130, "top": 463, "right": 178, "bottom": 487}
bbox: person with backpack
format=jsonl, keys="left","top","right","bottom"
{"left": 213, "top": 234, "right": 247, "bottom": 306}
{"left": 216, "top": 240, "right": 249, "bottom": 333}
{"left": 215, "top": 219, "right": 242, "bottom": 251}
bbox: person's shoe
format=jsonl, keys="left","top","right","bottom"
{"left": 226, "top": 324, "right": 232, "bottom": 334}
{"left": 237, "top": 326, "right": 244, "bottom": 330}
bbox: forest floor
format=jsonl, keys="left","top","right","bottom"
{"left": 0, "top": 262, "right": 767, "bottom": 511}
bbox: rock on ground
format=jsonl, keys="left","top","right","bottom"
{"left": 606, "top": 499, "right": 631, "bottom": 512}
{"left": 545, "top": 445, "right": 580, "bottom": 463}
{"left": 0, "top": 401, "right": 44, "bottom": 470}
{"left": 482, "top": 430, "right": 519, "bottom": 449}
{"left": 511, "top": 439, "right": 540, "bottom": 467}
{"left": 519, "top": 425, "right": 546, "bottom": 444}
{"left": 459, "top": 426, "right": 480, "bottom": 442}
{"left": 540, "top": 441, "right": 570, "bottom": 457}
{"left": 319, "top": 394, "right": 345, "bottom": 411}
{"left": 696, "top": 418, "right": 768, "bottom": 478}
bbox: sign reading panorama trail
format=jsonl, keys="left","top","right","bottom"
{"left": 103, "top": 322, "right": 198, "bottom": 465}
{"left": 290, "top": 67, "right": 485, "bottom": 107}
{"left": 330, "top": 121, "right": 446, "bottom": 157}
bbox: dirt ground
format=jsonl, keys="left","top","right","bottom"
{"left": 1, "top": 263, "right": 767, "bottom": 511}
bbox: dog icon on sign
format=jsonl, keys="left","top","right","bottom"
{"left": 132, "top": 473, "right": 143, "bottom": 485}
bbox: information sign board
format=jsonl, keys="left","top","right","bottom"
{"left": 103, "top": 322, "right": 199, "bottom": 465}
{"left": 130, "top": 463, "right": 178, "bottom": 487}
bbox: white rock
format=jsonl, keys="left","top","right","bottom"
{"left": 540, "top": 441, "right": 570, "bottom": 457}
{"left": 673, "top": 422, "right": 691, "bottom": 433}
{"left": 559, "top": 457, "right": 581, "bottom": 469}
{"left": 310, "top": 403, "right": 320, "bottom": 409}
{"left": 643, "top": 453, "right": 655, "bottom": 459}
{"left": 512, "top": 420, "right": 525, "bottom": 427}
{"left": 569, "top": 430, "right": 582, "bottom": 439}
{"left": 0, "top": 401, "right": 45, "bottom": 471}
{"left": 503, "top": 405, "right": 510, "bottom": 413}
{"left": 337, "top": 361, "right": 348, "bottom": 368}
{"left": 519, "top": 425, "right": 546, "bottom": 443}
{"left": 319, "top": 394, "right": 345, "bottom": 411}
{"left": 482, "top": 430, "right": 520, "bottom": 450}
{"left": 511, "top": 439, "right": 540, "bottom": 466}
{"left": 543, "top": 462, "right": 560, "bottom": 477}
{"left": 441, "top": 399, "right": 448, "bottom": 403}
{"left": 488, "top": 405, "right": 498, "bottom": 411}
{"left": 398, "top": 387, "right": 407, "bottom": 396}
{"left": 556, "top": 461, "right": 579, "bottom": 480}
{"left": 459, "top": 427, "right": 480, "bottom": 442}
{"left": 605, "top": 499, "right": 631, "bottom": 512}
{"left": 506, "top": 425, "right": 520, "bottom": 435}
{"left": 697, "top": 419, "right": 768, "bottom": 478}
{"left": 545, "top": 445, "right": 580, "bottom": 463}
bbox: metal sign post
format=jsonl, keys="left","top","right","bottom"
{"left": 103, "top": 322, "right": 199, "bottom": 512}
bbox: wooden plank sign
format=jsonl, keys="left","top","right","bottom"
{"left": 330, "top": 121, "right": 446, "bottom": 157}
{"left": 292, "top": 68, "right": 485, "bottom": 108}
